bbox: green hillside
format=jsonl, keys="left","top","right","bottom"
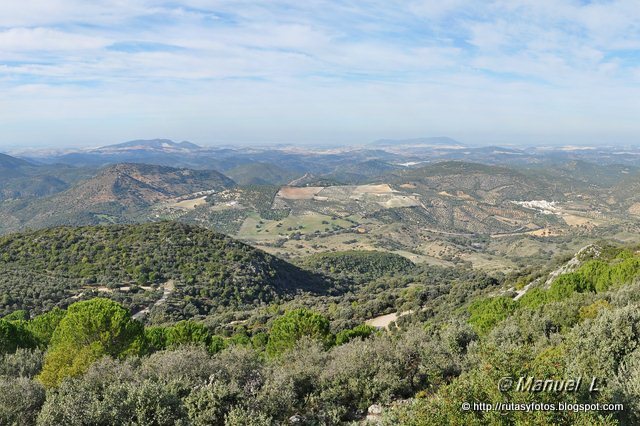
{"left": 0, "top": 222, "right": 330, "bottom": 319}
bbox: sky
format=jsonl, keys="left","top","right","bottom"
{"left": 1, "top": 0, "right": 640, "bottom": 149}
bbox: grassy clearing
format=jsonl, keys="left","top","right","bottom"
{"left": 237, "top": 212, "right": 355, "bottom": 240}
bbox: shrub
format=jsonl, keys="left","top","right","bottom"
{"left": 335, "top": 324, "right": 376, "bottom": 345}
{"left": 0, "top": 376, "right": 45, "bottom": 426}
{"left": 467, "top": 297, "right": 517, "bottom": 335}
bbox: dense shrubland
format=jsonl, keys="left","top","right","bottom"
{"left": 385, "top": 246, "right": 640, "bottom": 425}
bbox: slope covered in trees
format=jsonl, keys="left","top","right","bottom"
{"left": 0, "top": 222, "right": 331, "bottom": 317}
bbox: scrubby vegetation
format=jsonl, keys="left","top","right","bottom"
{"left": 4, "top": 268, "right": 640, "bottom": 425}
{"left": 0, "top": 298, "right": 399, "bottom": 424}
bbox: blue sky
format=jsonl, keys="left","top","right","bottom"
{"left": 1, "top": 0, "right": 640, "bottom": 148}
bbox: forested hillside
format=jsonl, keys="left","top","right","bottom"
{"left": 0, "top": 222, "right": 330, "bottom": 319}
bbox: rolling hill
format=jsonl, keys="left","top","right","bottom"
{"left": 0, "top": 152, "right": 32, "bottom": 174}
{"left": 612, "top": 171, "right": 640, "bottom": 216}
{"left": 394, "top": 161, "right": 564, "bottom": 203}
{"left": 225, "top": 162, "right": 301, "bottom": 185}
{"left": 55, "top": 163, "right": 234, "bottom": 207}
{"left": 0, "top": 222, "right": 331, "bottom": 319}
{"left": 523, "top": 160, "right": 638, "bottom": 189}
{"left": 329, "top": 159, "right": 403, "bottom": 184}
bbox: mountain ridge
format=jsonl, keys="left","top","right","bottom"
{"left": 97, "top": 139, "right": 201, "bottom": 152}
{"left": 0, "top": 163, "right": 235, "bottom": 232}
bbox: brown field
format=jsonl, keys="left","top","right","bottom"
{"left": 562, "top": 214, "right": 599, "bottom": 227}
{"left": 170, "top": 196, "right": 208, "bottom": 210}
{"left": 276, "top": 186, "right": 323, "bottom": 200}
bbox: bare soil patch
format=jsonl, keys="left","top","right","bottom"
{"left": 277, "top": 186, "right": 323, "bottom": 199}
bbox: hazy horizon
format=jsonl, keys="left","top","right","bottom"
{"left": 2, "top": 1, "right": 640, "bottom": 148}
{"left": 4, "top": 135, "right": 640, "bottom": 155}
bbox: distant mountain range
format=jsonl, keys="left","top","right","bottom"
{"left": 12, "top": 137, "right": 640, "bottom": 177}
{"left": 96, "top": 139, "right": 201, "bottom": 152}
{"left": 3, "top": 137, "right": 640, "bottom": 238}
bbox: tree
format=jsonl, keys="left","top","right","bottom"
{"left": 266, "top": 309, "right": 332, "bottom": 356}
{"left": 3, "top": 310, "right": 29, "bottom": 321}
{"left": 467, "top": 297, "right": 517, "bottom": 335}
{"left": 144, "top": 326, "right": 168, "bottom": 353}
{"left": 25, "top": 308, "right": 66, "bottom": 349}
{"left": 166, "top": 321, "right": 211, "bottom": 349}
{"left": 335, "top": 324, "right": 376, "bottom": 345}
{"left": 38, "top": 298, "right": 143, "bottom": 387}
{"left": 0, "top": 319, "right": 36, "bottom": 354}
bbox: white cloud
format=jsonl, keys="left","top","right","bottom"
{"left": 0, "top": 0, "right": 639, "bottom": 147}
{"left": 0, "top": 27, "right": 109, "bottom": 51}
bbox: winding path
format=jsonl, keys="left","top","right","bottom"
{"left": 133, "top": 280, "right": 175, "bottom": 320}
{"left": 366, "top": 310, "right": 414, "bottom": 329}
